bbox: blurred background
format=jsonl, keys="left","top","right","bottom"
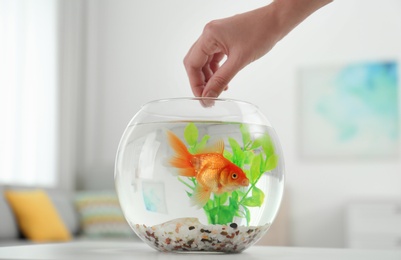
{"left": 1, "top": 0, "right": 400, "bottom": 249}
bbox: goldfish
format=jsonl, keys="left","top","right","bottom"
{"left": 167, "top": 130, "right": 249, "bottom": 208}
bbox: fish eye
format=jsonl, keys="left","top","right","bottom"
{"left": 232, "top": 173, "right": 238, "bottom": 179}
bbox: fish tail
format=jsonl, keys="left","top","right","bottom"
{"left": 190, "top": 185, "right": 211, "bottom": 208}
{"left": 167, "top": 130, "right": 196, "bottom": 177}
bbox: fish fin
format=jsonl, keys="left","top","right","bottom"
{"left": 190, "top": 185, "right": 211, "bottom": 208}
{"left": 167, "top": 131, "right": 196, "bottom": 177}
{"left": 197, "top": 139, "right": 225, "bottom": 154}
{"left": 178, "top": 168, "right": 196, "bottom": 177}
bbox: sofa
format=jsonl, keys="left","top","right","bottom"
{"left": 0, "top": 186, "right": 140, "bottom": 246}
{"left": 0, "top": 183, "right": 289, "bottom": 247}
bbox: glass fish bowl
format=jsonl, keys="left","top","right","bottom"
{"left": 114, "top": 98, "right": 284, "bottom": 253}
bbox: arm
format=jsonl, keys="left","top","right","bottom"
{"left": 184, "top": 0, "right": 333, "bottom": 97}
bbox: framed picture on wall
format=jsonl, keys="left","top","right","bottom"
{"left": 298, "top": 61, "right": 399, "bottom": 160}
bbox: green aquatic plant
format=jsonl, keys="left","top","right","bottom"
{"left": 177, "top": 122, "right": 278, "bottom": 225}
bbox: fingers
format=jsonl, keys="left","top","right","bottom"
{"left": 202, "top": 55, "right": 215, "bottom": 84}
{"left": 184, "top": 44, "right": 208, "bottom": 97}
{"left": 184, "top": 38, "right": 221, "bottom": 97}
{"left": 184, "top": 48, "right": 240, "bottom": 98}
{"left": 202, "top": 55, "right": 242, "bottom": 98}
{"left": 184, "top": 25, "right": 244, "bottom": 98}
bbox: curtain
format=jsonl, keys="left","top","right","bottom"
{"left": 0, "top": 0, "right": 58, "bottom": 186}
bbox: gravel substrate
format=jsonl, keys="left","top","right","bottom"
{"left": 133, "top": 217, "right": 270, "bottom": 253}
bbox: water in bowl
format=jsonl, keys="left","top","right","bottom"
{"left": 115, "top": 121, "right": 284, "bottom": 253}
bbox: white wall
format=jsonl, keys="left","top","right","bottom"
{"left": 78, "top": 0, "right": 401, "bottom": 247}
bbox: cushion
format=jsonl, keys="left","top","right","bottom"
{"left": 4, "top": 189, "right": 72, "bottom": 242}
{"left": 4, "top": 186, "right": 80, "bottom": 236}
{"left": 74, "top": 190, "right": 134, "bottom": 238}
{"left": 0, "top": 186, "right": 19, "bottom": 239}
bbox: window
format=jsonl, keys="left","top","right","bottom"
{"left": 0, "top": 0, "right": 58, "bottom": 186}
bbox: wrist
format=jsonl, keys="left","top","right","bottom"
{"left": 268, "top": 0, "right": 333, "bottom": 40}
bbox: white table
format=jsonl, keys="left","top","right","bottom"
{"left": 0, "top": 241, "right": 400, "bottom": 260}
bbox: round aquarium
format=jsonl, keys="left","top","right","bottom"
{"left": 114, "top": 98, "right": 284, "bottom": 253}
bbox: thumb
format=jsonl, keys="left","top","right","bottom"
{"left": 202, "top": 56, "right": 242, "bottom": 98}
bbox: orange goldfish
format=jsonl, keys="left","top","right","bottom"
{"left": 167, "top": 131, "right": 249, "bottom": 208}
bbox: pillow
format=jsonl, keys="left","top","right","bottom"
{"left": 74, "top": 190, "right": 134, "bottom": 238}
{"left": 4, "top": 189, "right": 72, "bottom": 242}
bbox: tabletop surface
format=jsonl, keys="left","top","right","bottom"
{"left": 0, "top": 240, "right": 400, "bottom": 260}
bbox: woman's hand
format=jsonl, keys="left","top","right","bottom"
{"left": 183, "top": 0, "right": 333, "bottom": 98}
